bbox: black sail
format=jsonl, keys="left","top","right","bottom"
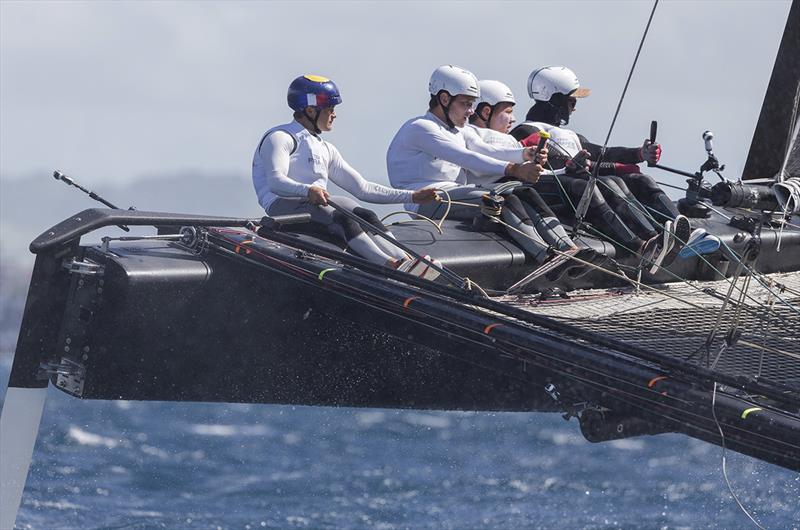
{"left": 743, "top": 0, "right": 800, "bottom": 180}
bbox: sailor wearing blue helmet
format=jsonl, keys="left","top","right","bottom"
{"left": 252, "top": 75, "right": 441, "bottom": 279}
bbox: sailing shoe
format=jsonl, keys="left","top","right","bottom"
{"left": 679, "top": 229, "right": 721, "bottom": 259}
{"left": 643, "top": 220, "right": 674, "bottom": 274}
{"left": 397, "top": 255, "right": 442, "bottom": 281}
{"left": 657, "top": 214, "right": 691, "bottom": 271}
{"left": 678, "top": 228, "right": 706, "bottom": 259}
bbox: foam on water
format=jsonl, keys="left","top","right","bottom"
{"left": 189, "top": 423, "right": 271, "bottom": 436}
{"left": 67, "top": 426, "right": 121, "bottom": 448}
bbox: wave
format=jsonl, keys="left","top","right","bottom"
{"left": 188, "top": 423, "right": 271, "bottom": 436}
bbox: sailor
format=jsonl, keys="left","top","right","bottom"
{"left": 253, "top": 74, "right": 441, "bottom": 278}
{"left": 465, "top": 79, "right": 591, "bottom": 257}
{"left": 510, "top": 66, "right": 690, "bottom": 270}
{"left": 387, "top": 65, "right": 588, "bottom": 277}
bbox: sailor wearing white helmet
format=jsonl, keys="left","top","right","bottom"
{"left": 510, "top": 66, "right": 689, "bottom": 272}
{"left": 467, "top": 80, "right": 519, "bottom": 147}
{"left": 525, "top": 66, "right": 681, "bottom": 227}
{"left": 463, "top": 79, "right": 593, "bottom": 262}
{"left": 387, "top": 65, "right": 586, "bottom": 275}
{"left": 253, "top": 74, "right": 441, "bottom": 279}
{"left": 387, "top": 65, "right": 542, "bottom": 194}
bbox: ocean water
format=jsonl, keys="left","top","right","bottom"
{"left": 1, "top": 358, "right": 798, "bottom": 530}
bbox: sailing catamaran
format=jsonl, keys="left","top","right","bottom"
{"left": 1, "top": 2, "right": 798, "bottom": 528}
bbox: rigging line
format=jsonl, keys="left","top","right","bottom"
{"left": 548, "top": 135, "right": 669, "bottom": 239}
{"left": 717, "top": 240, "right": 800, "bottom": 318}
{"left": 500, "top": 216, "right": 795, "bottom": 347}
{"left": 712, "top": 270, "right": 755, "bottom": 369}
{"left": 491, "top": 217, "right": 715, "bottom": 310}
{"left": 323, "top": 276, "right": 800, "bottom": 454}
{"left": 435, "top": 187, "right": 454, "bottom": 233}
{"left": 232, "top": 230, "right": 800, "bottom": 421}
{"left": 655, "top": 180, "right": 690, "bottom": 192}
{"left": 380, "top": 211, "right": 444, "bottom": 234}
{"left": 600, "top": 0, "right": 659, "bottom": 150}
{"left": 706, "top": 255, "right": 747, "bottom": 367}
{"left": 543, "top": 161, "right": 797, "bottom": 326}
{"left": 581, "top": 187, "right": 797, "bottom": 321}
{"left": 547, "top": 148, "right": 800, "bottom": 322}
{"left": 711, "top": 383, "right": 768, "bottom": 530}
{"left": 572, "top": 0, "right": 660, "bottom": 236}
{"left": 232, "top": 220, "right": 800, "bottom": 403}
{"left": 739, "top": 339, "right": 800, "bottom": 363}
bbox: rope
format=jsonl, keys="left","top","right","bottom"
{"left": 542, "top": 155, "right": 793, "bottom": 324}
{"left": 711, "top": 383, "right": 767, "bottom": 530}
{"left": 380, "top": 211, "right": 444, "bottom": 234}
{"left": 545, "top": 136, "right": 800, "bottom": 322}
{"left": 572, "top": 0, "right": 659, "bottom": 236}
{"left": 212, "top": 229, "right": 800, "bottom": 461}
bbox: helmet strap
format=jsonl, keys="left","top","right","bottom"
{"left": 438, "top": 92, "right": 456, "bottom": 129}
{"left": 546, "top": 93, "right": 571, "bottom": 126}
{"left": 484, "top": 105, "right": 495, "bottom": 129}
{"left": 303, "top": 106, "right": 322, "bottom": 135}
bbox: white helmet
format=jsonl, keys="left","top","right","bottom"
{"left": 429, "top": 65, "right": 480, "bottom": 98}
{"left": 477, "top": 80, "right": 516, "bottom": 107}
{"left": 527, "top": 66, "right": 591, "bottom": 101}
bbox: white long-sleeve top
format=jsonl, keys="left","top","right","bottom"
{"left": 252, "top": 120, "right": 414, "bottom": 211}
{"left": 386, "top": 112, "right": 524, "bottom": 195}
{"left": 517, "top": 121, "right": 582, "bottom": 157}
{"left": 463, "top": 125, "right": 523, "bottom": 187}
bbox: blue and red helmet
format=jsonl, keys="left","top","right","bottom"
{"left": 287, "top": 75, "right": 342, "bottom": 112}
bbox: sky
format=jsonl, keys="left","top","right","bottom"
{"left": 0, "top": 0, "right": 792, "bottom": 188}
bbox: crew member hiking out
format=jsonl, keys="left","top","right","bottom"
{"left": 510, "top": 66, "right": 690, "bottom": 273}
{"left": 253, "top": 74, "right": 441, "bottom": 279}
{"left": 386, "top": 65, "right": 590, "bottom": 280}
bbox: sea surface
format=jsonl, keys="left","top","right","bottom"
{"left": 1, "top": 357, "right": 798, "bottom": 530}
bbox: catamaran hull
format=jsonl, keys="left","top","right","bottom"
{"left": 7, "top": 218, "right": 798, "bottom": 472}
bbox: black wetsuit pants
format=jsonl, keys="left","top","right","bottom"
{"left": 611, "top": 172, "right": 680, "bottom": 225}
{"left": 532, "top": 174, "right": 645, "bottom": 256}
